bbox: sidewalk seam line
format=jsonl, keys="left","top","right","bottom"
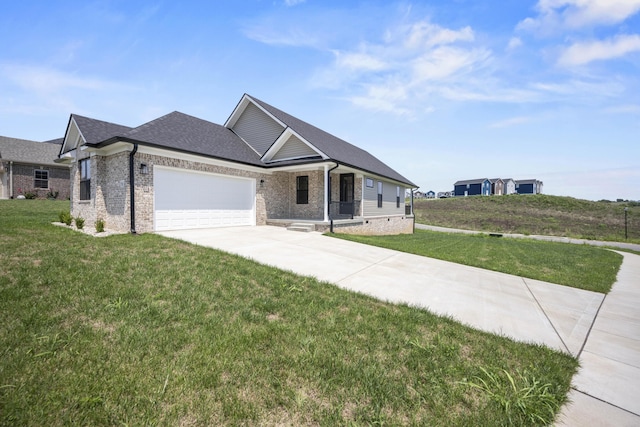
{"left": 569, "top": 387, "right": 640, "bottom": 418}
{"left": 577, "top": 295, "right": 606, "bottom": 358}
{"left": 521, "top": 277, "right": 571, "bottom": 354}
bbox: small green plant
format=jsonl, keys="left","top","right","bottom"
{"left": 59, "top": 211, "right": 72, "bottom": 226}
{"left": 460, "top": 367, "right": 562, "bottom": 425}
{"left": 46, "top": 190, "right": 59, "bottom": 200}
{"left": 23, "top": 190, "right": 37, "bottom": 199}
{"left": 95, "top": 218, "right": 105, "bottom": 233}
{"left": 75, "top": 217, "right": 85, "bottom": 230}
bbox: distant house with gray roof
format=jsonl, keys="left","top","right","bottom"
{"left": 516, "top": 179, "right": 543, "bottom": 195}
{"left": 0, "top": 136, "right": 70, "bottom": 199}
{"left": 453, "top": 178, "right": 491, "bottom": 197}
{"left": 56, "top": 94, "right": 416, "bottom": 235}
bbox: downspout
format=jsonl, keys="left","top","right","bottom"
{"left": 129, "top": 144, "right": 138, "bottom": 234}
{"left": 9, "top": 161, "right": 13, "bottom": 199}
{"left": 411, "top": 187, "right": 415, "bottom": 232}
{"left": 327, "top": 162, "right": 339, "bottom": 233}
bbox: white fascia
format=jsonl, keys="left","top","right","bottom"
{"left": 261, "top": 127, "right": 328, "bottom": 163}
{"left": 60, "top": 117, "right": 86, "bottom": 154}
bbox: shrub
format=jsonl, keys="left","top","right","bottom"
{"left": 59, "top": 211, "right": 72, "bottom": 226}
{"left": 95, "top": 218, "right": 105, "bottom": 233}
{"left": 75, "top": 217, "right": 85, "bottom": 230}
{"left": 47, "top": 190, "right": 59, "bottom": 200}
{"left": 23, "top": 190, "right": 37, "bottom": 199}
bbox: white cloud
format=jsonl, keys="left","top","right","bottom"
{"left": 312, "top": 20, "right": 492, "bottom": 115}
{"left": 558, "top": 34, "right": 640, "bottom": 65}
{"left": 333, "top": 51, "right": 389, "bottom": 72}
{"left": 284, "top": 0, "right": 306, "bottom": 6}
{"left": 1, "top": 64, "right": 122, "bottom": 94}
{"left": 519, "top": 0, "right": 640, "bottom": 32}
{"left": 507, "top": 37, "right": 523, "bottom": 50}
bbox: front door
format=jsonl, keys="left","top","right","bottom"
{"left": 339, "top": 173, "right": 354, "bottom": 215}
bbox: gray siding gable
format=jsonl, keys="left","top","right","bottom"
{"left": 269, "top": 134, "right": 320, "bottom": 161}
{"left": 231, "top": 103, "right": 284, "bottom": 156}
{"left": 248, "top": 95, "right": 415, "bottom": 186}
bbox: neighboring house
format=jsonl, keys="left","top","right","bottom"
{"left": 413, "top": 190, "right": 425, "bottom": 199}
{"left": 437, "top": 191, "right": 452, "bottom": 198}
{"left": 56, "top": 94, "right": 416, "bottom": 235}
{"left": 453, "top": 178, "right": 491, "bottom": 196}
{"left": 425, "top": 190, "right": 436, "bottom": 199}
{"left": 0, "top": 136, "right": 70, "bottom": 200}
{"left": 503, "top": 178, "right": 516, "bottom": 195}
{"left": 489, "top": 178, "right": 504, "bottom": 196}
{"left": 516, "top": 179, "right": 543, "bottom": 195}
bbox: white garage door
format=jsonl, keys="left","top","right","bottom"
{"left": 154, "top": 167, "right": 255, "bottom": 231}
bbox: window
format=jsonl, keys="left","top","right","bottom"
{"left": 79, "top": 158, "right": 91, "bottom": 200}
{"left": 396, "top": 186, "right": 400, "bottom": 208}
{"left": 34, "top": 170, "right": 49, "bottom": 189}
{"left": 296, "top": 175, "right": 308, "bottom": 204}
{"left": 366, "top": 178, "right": 374, "bottom": 188}
{"left": 377, "top": 181, "right": 383, "bottom": 208}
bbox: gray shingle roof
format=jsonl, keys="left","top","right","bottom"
{"left": 248, "top": 95, "right": 415, "bottom": 186}
{"left": 72, "top": 114, "right": 133, "bottom": 145}
{"left": 68, "top": 95, "right": 415, "bottom": 187}
{"left": 120, "top": 112, "right": 264, "bottom": 166}
{"left": 454, "top": 178, "right": 490, "bottom": 185}
{"left": 0, "top": 136, "right": 64, "bottom": 166}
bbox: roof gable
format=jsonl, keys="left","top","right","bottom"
{"left": 61, "top": 114, "right": 133, "bottom": 154}
{"left": 454, "top": 178, "right": 490, "bottom": 186}
{"left": 262, "top": 129, "right": 325, "bottom": 163}
{"left": 247, "top": 95, "right": 415, "bottom": 186}
{"left": 227, "top": 100, "right": 285, "bottom": 156}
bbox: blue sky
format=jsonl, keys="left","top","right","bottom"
{"left": 1, "top": 0, "right": 639, "bottom": 201}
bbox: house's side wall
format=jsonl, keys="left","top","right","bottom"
{"left": 8, "top": 163, "right": 70, "bottom": 199}
{"left": 362, "top": 176, "right": 406, "bottom": 217}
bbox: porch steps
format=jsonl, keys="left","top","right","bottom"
{"left": 286, "top": 222, "right": 316, "bottom": 232}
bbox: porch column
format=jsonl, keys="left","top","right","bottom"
{"left": 323, "top": 164, "right": 329, "bottom": 222}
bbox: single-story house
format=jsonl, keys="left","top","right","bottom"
{"left": 453, "top": 178, "right": 491, "bottom": 197}
{"left": 516, "top": 179, "right": 543, "bottom": 195}
{"left": 56, "top": 94, "right": 416, "bottom": 235}
{"left": 489, "top": 178, "right": 504, "bottom": 196}
{"left": 0, "top": 136, "right": 70, "bottom": 200}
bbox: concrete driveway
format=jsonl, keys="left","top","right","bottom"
{"left": 160, "top": 225, "right": 640, "bottom": 425}
{"left": 160, "top": 226, "right": 602, "bottom": 356}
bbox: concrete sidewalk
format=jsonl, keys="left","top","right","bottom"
{"left": 415, "top": 223, "right": 640, "bottom": 252}
{"left": 159, "top": 226, "right": 639, "bottom": 425}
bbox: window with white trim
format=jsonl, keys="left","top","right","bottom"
{"left": 79, "top": 158, "right": 91, "bottom": 200}
{"left": 34, "top": 170, "right": 49, "bottom": 189}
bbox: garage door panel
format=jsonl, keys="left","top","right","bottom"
{"left": 154, "top": 167, "right": 255, "bottom": 231}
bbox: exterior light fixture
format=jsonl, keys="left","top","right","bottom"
{"left": 260, "top": 179, "right": 265, "bottom": 188}
{"left": 139, "top": 163, "right": 148, "bottom": 174}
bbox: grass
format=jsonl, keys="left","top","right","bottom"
{"left": 0, "top": 200, "right": 579, "bottom": 426}
{"left": 413, "top": 194, "right": 640, "bottom": 243}
{"left": 331, "top": 230, "right": 621, "bottom": 294}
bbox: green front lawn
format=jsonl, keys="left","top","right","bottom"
{"left": 0, "top": 200, "right": 577, "bottom": 426}
{"left": 331, "top": 229, "right": 622, "bottom": 294}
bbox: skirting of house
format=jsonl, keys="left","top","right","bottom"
{"left": 268, "top": 215, "right": 414, "bottom": 235}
